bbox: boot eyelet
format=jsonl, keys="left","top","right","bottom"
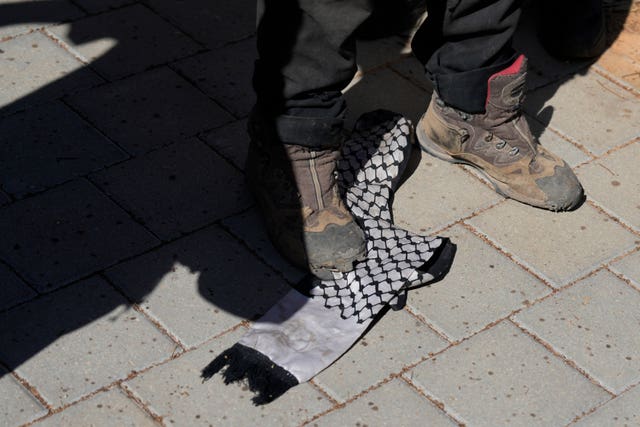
{"left": 484, "top": 133, "right": 494, "bottom": 142}
{"left": 509, "top": 147, "right": 519, "bottom": 156}
{"left": 495, "top": 140, "right": 507, "bottom": 150}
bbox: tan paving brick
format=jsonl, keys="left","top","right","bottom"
{"left": 406, "top": 321, "right": 609, "bottom": 427}
{"left": 576, "top": 141, "right": 640, "bottom": 231}
{"left": 124, "top": 328, "right": 331, "bottom": 426}
{"left": 49, "top": 4, "right": 200, "bottom": 80}
{"left": 32, "top": 389, "right": 157, "bottom": 427}
{"left": 467, "top": 201, "right": 638, "bottom": 287}
{"left": 0, "top": 276, "right": 176, "bottom": 408}
{"left": 527, "top": 116, "right": 592, "bottom": 168}
{"left": 91, "top": 139, "right": 251, "bottom": 241}
{"left": 0, "top": 262, "right": 35, "bottom": 311}
{"left": 514, "top": 270, "right": 640, "bottom": 393}
{"left": 524, "top": 70, "right": 640, "bottom": 156}
{"left": 314, "top": 379, "right": 456, "bottom": 427}
{"left": 574, "top": 384, "right": 640, "bottom": 427}
{"left": 0, "top": 32, "right": 102, "bottom": 115}
{"left": 393, "top": 150, "right": 503, "bottom": 235}
{"left": 407, "top": 225, "right": 550, "bottom": 341}
{"left": 0, "top": 0, "right": 84, "bottom": 38}
{"left": 202, "top": 119, "right": 249, "bottom": 171}
{"left": 610, "top": 249, "right": 640, "bottom": 285}
{"left": 313, "top": 309, "right": 448, "bottom": 403}
{"left": 106, "top": 225, "right": 289, "bottom": 348}
{"left": 67, "top": 67, "right": 232, "bottom": 155}
{"left": 0, "top": 367, "right": 48, "bottom": 426}
{"left": 0, "top": 179, "right": 159, "bottom": 290}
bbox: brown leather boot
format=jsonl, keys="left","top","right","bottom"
{"left": 416, "top": 55, "right": 584, "bottom": 212}
{"left": 246, "top": 116, "right": 366, "bottom": 278}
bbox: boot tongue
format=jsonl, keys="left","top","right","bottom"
{"left": 486, "top": 55, "right": 527, "bottom": 112}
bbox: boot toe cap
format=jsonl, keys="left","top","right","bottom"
{"left": 536, "top": 164, "right": 585, "bottom": 211}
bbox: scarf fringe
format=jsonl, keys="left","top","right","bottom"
{"left": 201, "top": 343, "right": 299, "bottom": 405}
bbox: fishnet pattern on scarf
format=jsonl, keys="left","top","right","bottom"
{"left": 309, "top": 111, "right": 443, "bottom": 323}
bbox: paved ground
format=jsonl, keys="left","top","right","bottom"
{"left": 1, "top": 1, "right": 640, "bottom": 426}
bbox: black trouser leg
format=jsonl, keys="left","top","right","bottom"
{"left": 412, "top": 0, "right": 523, "bottom": 113}
{"left": 253, "top": 0, "right": 373, "bottom": 148}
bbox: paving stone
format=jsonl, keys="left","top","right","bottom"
{"left": 314, "top": 379, "right": 456, "bottom": 427}
{"left": 406, "top": 321, "right": 609, "bottom": 427}
{"left": 576, "top": 141, "right": 640, "bottom": 231}
{"left": 147, "top": 0, "right": 255, "bottom": 48}
{"left": 106, "top": 225, "right": 289, "bottom": 348}
{"left": 527, "top": 115, "right": 592, "bottom": 168}
{"left": 393, "top": 150, "right": 502, "bottom": 235}
{"left": 313, "top": 309, "right": 448, "bottom": 402}
{"left": 574, "top": 384, "right": 640, "bottom": 427}
{"left": 72, "top": 0, "right": 135, "bottom": 13}
{"left": 202, "top": 119, "right": 249, "bottom": 170}
{"left": 389, "top": 55, "right": 433, "bottom": 92}
{"left": 173, "top": 37, "right": 255, "bottom": 118}
{"left": 124, "top": 328, "right": 331, "bottom": 426}
{"left": 0, "top": 179, "right": 158, "bottom": 290}
{"left": 49, "top": 4, "right": 201, "bottom": 80}
{"left": 0, "top": 190, "right": 9, "bottom": 206}
{"left": 0, "top": 32, "right": 102, "bottom": 115}
{"left": 0, "top": 0, "right": 84, "bottom": 38}
{"left": 356, "top": 36, "right": 406, "bottom": 72}
{"left": 32, "top": 389, "right": 157, "bottom": 427}
{"left": 0, "top": 276, "right": 176, "bottom": 408}
{"left": 0, "top": 101, "right": 126, "bottom": 198}
{"left": 343, "top": 67, "right": 430, "bottom": 129}
{"left": 408, "top": 225, "right": 550, "bottom": 341}
{"left": 91, "top": 139, "right": 251, "bottom": 240}
{"left": 514, "top": 270, "right": 640, "bottom": 393}
{"left": 610, "top": 249, "right": 640, "bottom": 286}
{"left": 523, "top": 70, "right": 640, "bottom": 156}
{"left": 222, "top": 208, "right": 306, "bottom": 284}
{"left": 467, "top": 201, "right": 638, "bottom": 287}
{"left": 67, "top": 67, "right": 232, "bottom": 155}
{"left": 0, "top": 262, "right": 36, "bottom": 311}
{"left": 0, "top": 366, "right": 48, "bottom": 426}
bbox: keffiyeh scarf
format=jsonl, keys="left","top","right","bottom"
{"left": 202, "top": 110, "right": 455, "bottom": 404}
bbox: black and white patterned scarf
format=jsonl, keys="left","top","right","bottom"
{"left": 202, "top": 110, "right": 455, "bottom": 404}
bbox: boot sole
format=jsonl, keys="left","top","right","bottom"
{"left": 416, "top": 117, "right": 565, "bottom": 211}
{"left": 309, "top": 244, "right": 367, "bottom": 280}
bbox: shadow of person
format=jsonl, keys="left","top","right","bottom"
{"left": 0, "top": 0, "right": 633, "bottom": 401}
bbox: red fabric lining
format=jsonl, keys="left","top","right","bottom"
{"left": 485, "top": 54, "right": 525, "bottom": 108}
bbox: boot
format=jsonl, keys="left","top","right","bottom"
{"left": 246, "top": 114, "right": 366, "bottom": 278}
{"left": 416, "top": 55, "right": 584, "bottom": 212}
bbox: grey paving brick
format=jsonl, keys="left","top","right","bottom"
{"left": 406, "top": 321, "right": 609, "bottom": 427}
{"left": 91, "top": 139, "right": 251, "bottom": 240}
{"left": 222, "top": 208, "right": 306, "bottom": 284}
{"left": 467, "top": 201, "right": 638, "bottom": 287}
{"left": 124, "top": 328, "right": 332, "bottom": 426}
{"left": 576, "top": 141, "right": 640, "bottom": 231}
{"left": 389, "top": 55, "right": 433, "bottom": 92}
{"left": 0, "top": 276, "right": 176, "bottom": 408}
{"left": 32, "top": 389, "right": 158, "bottom": 427}
{"left": 527, "top": 116, "right": 592, "bottom": 168}
{"left": 0, "top": 366, "right": 48, "bottom": 426}
{"left": 0, "top": 0, "right": 84, "bottom": 38}
{"left": 524, "top": 70, "right": 640, "bottom": 156}
{"left": 356, "top": 36, "right": 406, "bottom": 72}
{"left": 514, "top": 270, "right": 640, "bottom": 393}
{"left": 49, "top": 4, "right": 201, "bottom": 80}
{"left": 147, "top": 0, "right": 255, "bottom": 48}
{"left": 67, "top": 67, "right": 232, "bottom": 155}
{"left": 610, "top": 249, "right": 640, "bottom": 286}
{"left": 106, "top": 225, "right": 289, "bottom": 348}
{"left": 393, "top": 150, "right": 502, "bottom": 235}
{"left": 313, "top": 309, "right": 448, "bottom": 403}
{"left": 173, "top": 37, "right": 255, "bottom": 118}
{"left": 344, "top": 67, "right": 430, "bottom": 129}
{"left": 72, "top": 0, "right": 135, "bottom": 14}
{"left": 314, "top": 379, "right": 456, "bottom": 427}
{"left": 0, "top": 179, "right": 158, "bottom": 290}
{"left": 0, "top": 32, "right": 102, "bottom": 115}
{"left": 0, "top": 101, "right": 126, "bottom": 198}
{"left": 0, "top": 262, "right": 36, "bottom": 311}
{"left": 408, "top": 225, "right": 550, "bottom": 341}
{"left": 202, "top": 119, "right": 249, "bottom": 170}
{"left": 574, "top": 384, "right": 640, "bottom": 427}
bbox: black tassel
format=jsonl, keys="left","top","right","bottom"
{"left": 201, "top": 343, "right": 299, "bottom": 405}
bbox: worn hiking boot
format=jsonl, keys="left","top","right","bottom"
{"left": 416, "top": 55, "right": 584, "bottom": 211}
{"left": 246, "top": 115, "right": 366, "bottom": 278}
